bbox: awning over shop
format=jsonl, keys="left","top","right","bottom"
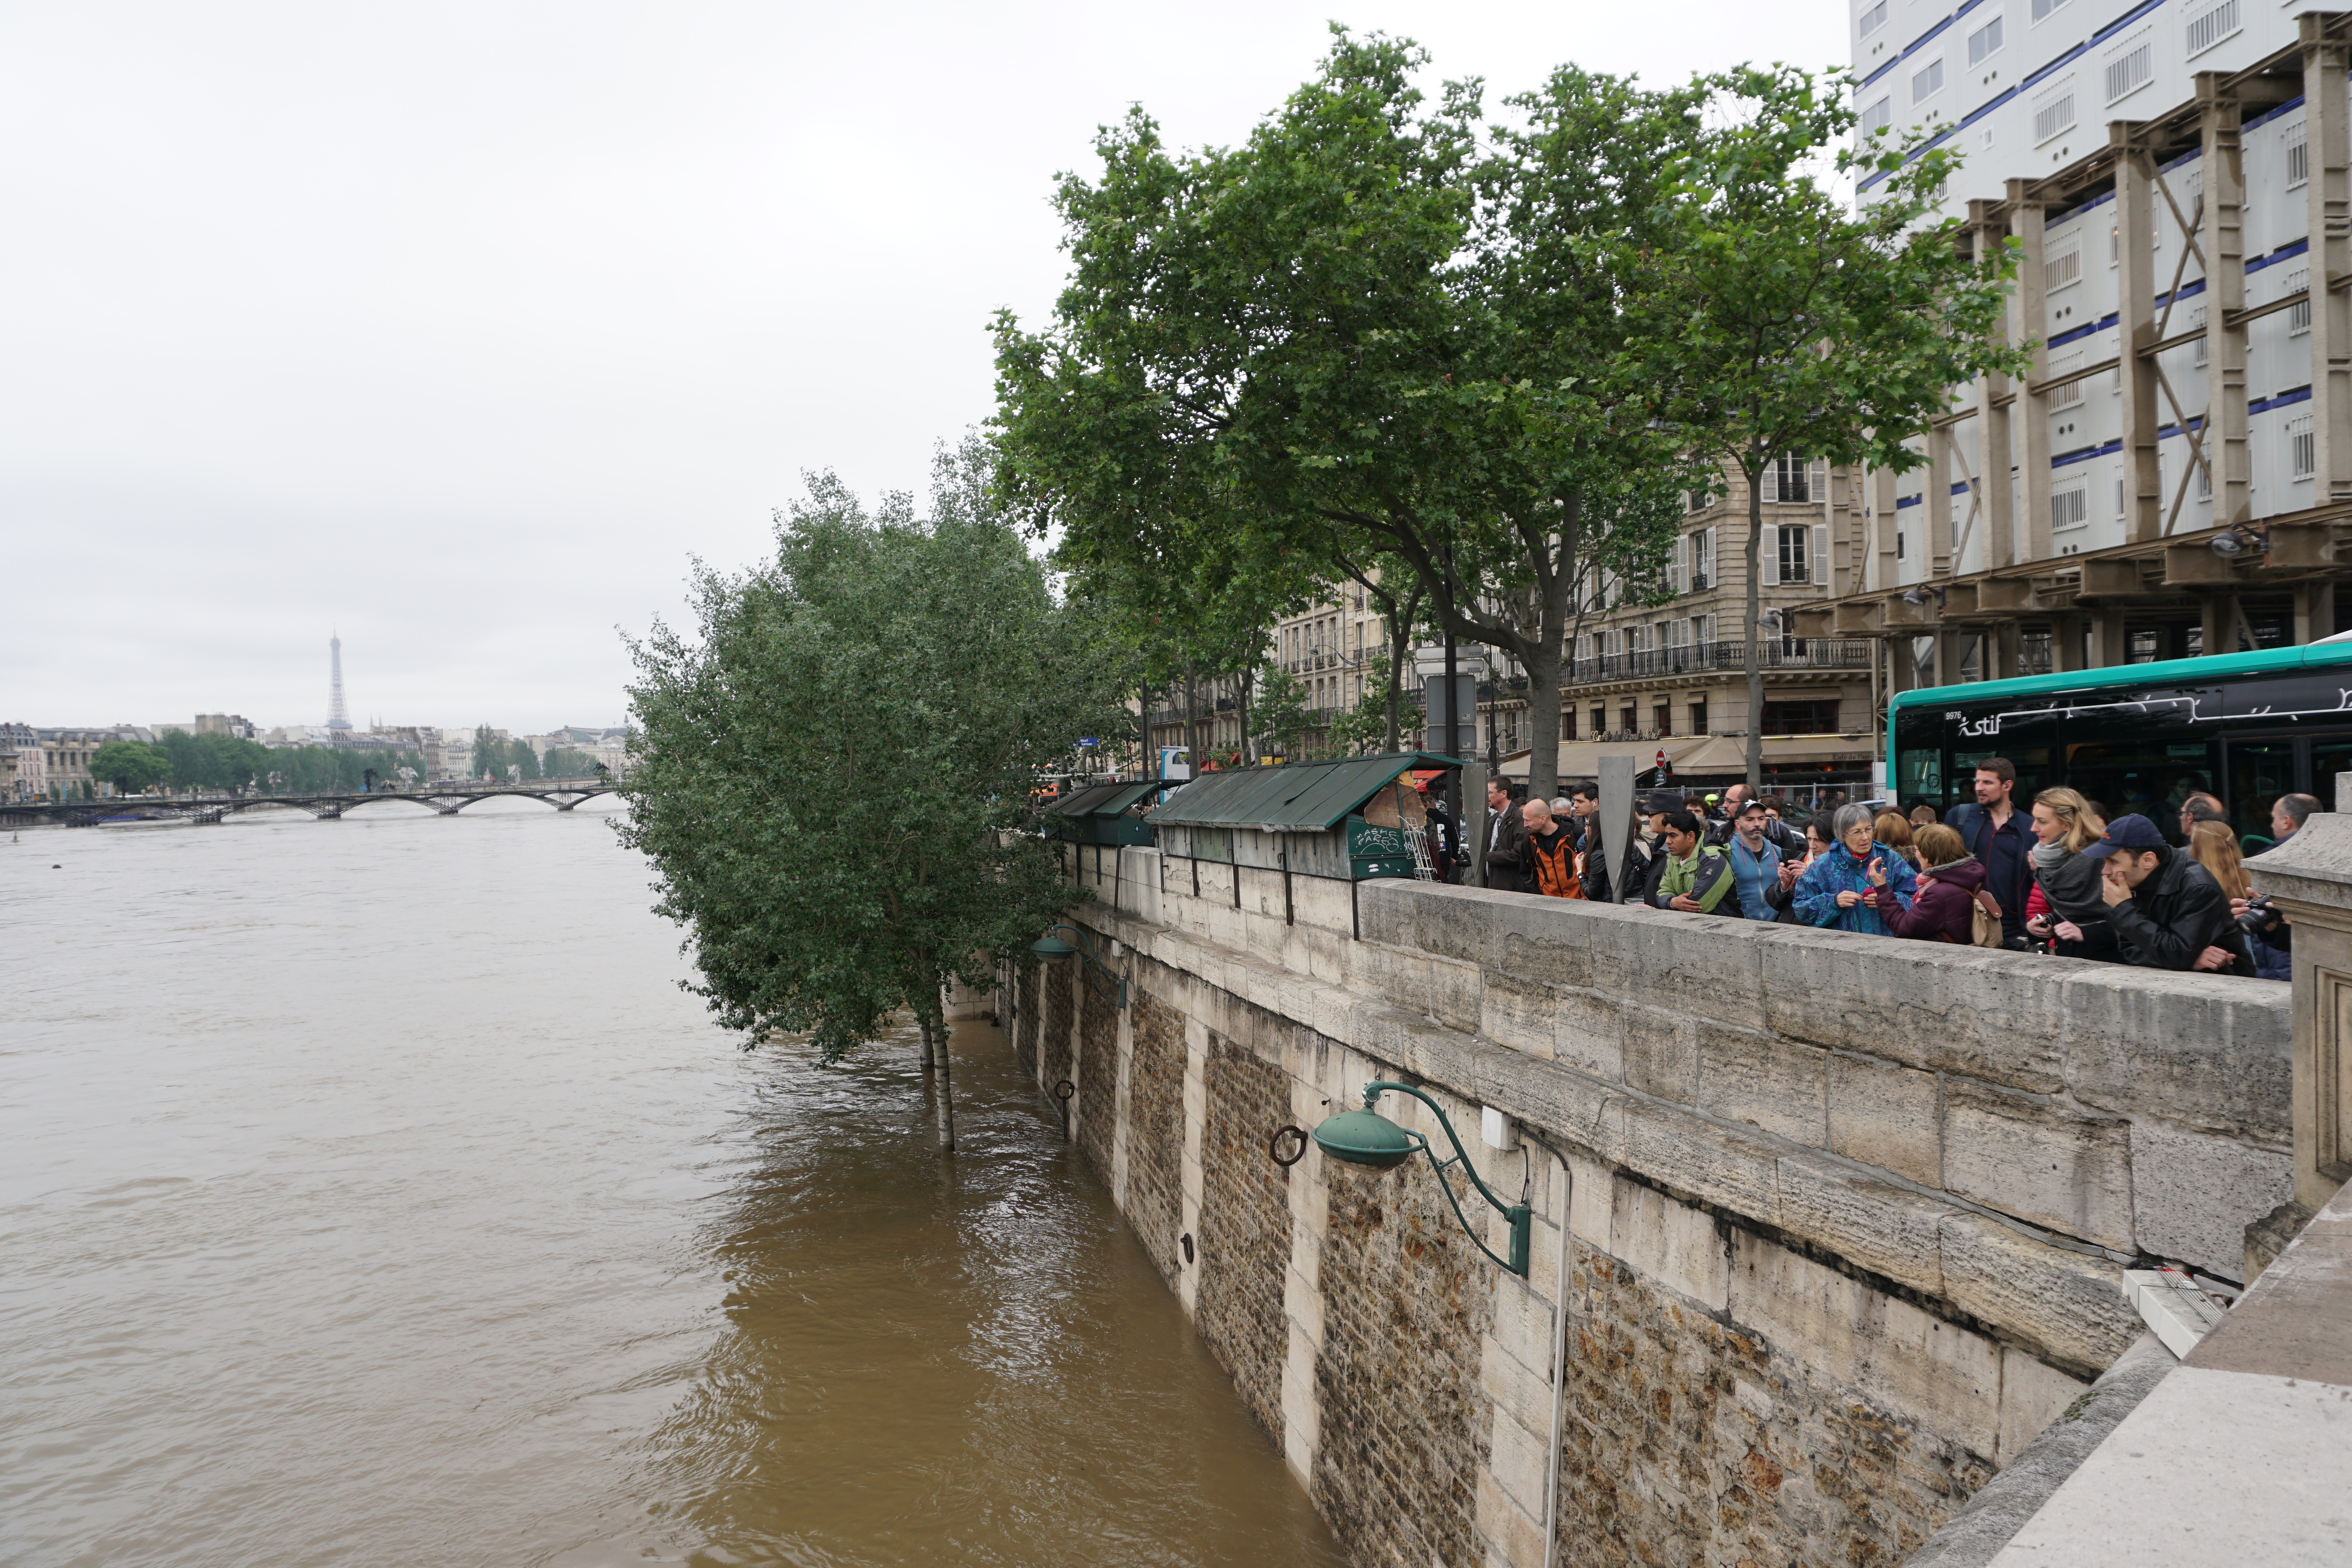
{"left": 1148, "top": 751, "right": 1466, "bottom": 832}
{"left": 1501, "top": 733, "right": 1876, "bottom": 781}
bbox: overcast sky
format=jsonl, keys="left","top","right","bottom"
{"left": 4, "top": 2, "right": 1847, "bottom": 734}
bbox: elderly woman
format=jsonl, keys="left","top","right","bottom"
{"left": 1792, "top": 802, "right": 1919, "bottom": 935}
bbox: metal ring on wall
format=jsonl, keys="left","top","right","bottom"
{"left": 1268, "top": 1124, "right": 1308, "bottom": 1167}
{"left": 1053, "top": 1079, "right": 1074, "bottom": 1102}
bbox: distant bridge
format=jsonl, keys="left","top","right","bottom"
{"left": 0, "top": 777, "right": 619, "bottom": 829}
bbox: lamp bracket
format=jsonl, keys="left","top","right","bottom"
{"left": 1361, "top": 1081, "right": 1532, "bottom": 1276}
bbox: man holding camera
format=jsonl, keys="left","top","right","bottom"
{"left": 2085, "top": 815, "right": 2253, "bottom": 975}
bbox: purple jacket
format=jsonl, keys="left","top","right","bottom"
{"left": 1885, "top": 855, "right": 1988, "bottom": 944}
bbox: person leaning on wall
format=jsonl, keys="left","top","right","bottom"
{"left": 2084, "top": 815, "right": 2255, "bottom": 975}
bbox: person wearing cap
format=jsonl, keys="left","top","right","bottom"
{"left": 2086, "top": 814, "right": 2252, "bottom": 974}
{"left": 1708, "top": 781, "right": 1802, "bottom": 857}
{"left": 1722, "top": 797, "right": 1796, "bottom": 921}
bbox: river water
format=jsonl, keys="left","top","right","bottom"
{"left": 1, "top": 804, "right": 1344, "bottom": 1568}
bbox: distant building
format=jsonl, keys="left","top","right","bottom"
{"left": 36, "top": 727, "right": 151, "bottom": 798}
{"left": 2, "top": 723, "right": 45, "bottom": 801}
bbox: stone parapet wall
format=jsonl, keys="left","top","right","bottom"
{"left": 1034, "top": 850, "right": 2297, "bottom": 1566}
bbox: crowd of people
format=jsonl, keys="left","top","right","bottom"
{"left": 1424, "top": 761, "right": 2317, "bottom": 982}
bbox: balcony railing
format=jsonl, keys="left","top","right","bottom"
{"left": 1567, "top": 638, "right": 1872, "bottom": 686}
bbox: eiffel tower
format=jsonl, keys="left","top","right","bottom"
{"left": 328, "top": 631, "right": 352, "bottom": 731}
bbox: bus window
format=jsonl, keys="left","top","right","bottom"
{"left": 2062, "top": 741, "right": 2216, "bottom": 844}
{"left": 2312, "top": 740, "right": 2352, "bottom": 810}
{"left": 2227, "top": 741, "right": 2296, "bottom": 853}
{"left": 1953, "top": 747, "right": 2056, "bottom": 815}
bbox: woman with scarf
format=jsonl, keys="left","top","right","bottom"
{"left": 1792, "top": 803, "right": 1919, "bottom": 934}
{"left": 2022, "top": 787, "right": 2116, "bottom": 960}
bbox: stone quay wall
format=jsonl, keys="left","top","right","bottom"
{"left": 1000, "top": 843, "right": 2294, "bottom": 1567}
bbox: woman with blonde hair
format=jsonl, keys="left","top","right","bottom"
{"left": 2023, "top": 787, "right": 2115, "bottom": 960}
{"left": 2188, "top": 819, "right": 2252, "bottom": 901}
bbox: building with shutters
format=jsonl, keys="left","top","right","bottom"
{"left": 1792, "top": 4, "right": 2352, "bottom": 719}
{"left": 1482, "top": 454, "right": 1882, "bottom": 793}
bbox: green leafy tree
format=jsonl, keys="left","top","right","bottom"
{"left": 1325, "top": 684, "right": 1395, "bottom": 758}
{"left": 544, "top": 747, "right": 599, "bottom": 777}
{"left": 89, "top": 740, "right": 171, "bottom": 793}
{"left": 619, "top": 439, "right": 1127, "bottom": 1147}
{"left": 994, "top": 35, "right": 1695, "bottom": 800}
{"left": 1644, "top": 66, "right": 2025, "bottom": 787}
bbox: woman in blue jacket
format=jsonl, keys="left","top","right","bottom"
{"left": 1793, "top": 803, "right": 1919, "bottom": 935}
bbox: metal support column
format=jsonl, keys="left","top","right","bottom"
{"left": 1927, "top": 428, "right": 1955, "bottom": 577}
{"left": 1873, "top": 464, "right": 1900, "bottom": 591}
{"left": 2113, "top": 126, "right": 2164, "bottom": 541}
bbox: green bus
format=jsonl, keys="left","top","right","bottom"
{"left": 1888, "top": 634, "right": 2352, "bottom": 848}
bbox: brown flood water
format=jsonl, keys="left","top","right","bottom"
{"left": 0, "top": 804, "right": 1346, "bottom": 1567}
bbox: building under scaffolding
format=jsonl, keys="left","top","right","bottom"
{"left": 1798, "top": 7, "right": 2352, "bottom": 714}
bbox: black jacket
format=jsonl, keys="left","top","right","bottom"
{"left": 2107, "top": 851, "right": 2254, "bottom": 974}
{"left": 2030, "top": 848, "right": 2119, "bottom": 961}
{"left": 1579, "top": 823, "right": 1656, "bottom": 904}
{"left": 1485, "top": 802, "right": 1531, "bottom": 893}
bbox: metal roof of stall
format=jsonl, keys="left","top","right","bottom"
{"left": 1147, "top": 752, "right": 1466, "bottom": 832}
{"left": 1046, "top": 777, "right": 1187, "bottom": 818}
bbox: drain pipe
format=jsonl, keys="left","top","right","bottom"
{"left": 1518, "top": 1128, "right": 1574, "bottom": 1568}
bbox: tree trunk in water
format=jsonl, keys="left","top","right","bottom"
{"left": 930, "top": 1015, "right": 956, "bottom": 1151}
{"left": 1745, "top": 460, "right": 1766, "bottom": 793}
{"left": 919, "top": 1014, "right": 934, "bottom": 1074}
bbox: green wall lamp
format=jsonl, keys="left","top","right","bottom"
{"left": 1029, "top": 923, "right": 1127, "bottom": 1009}
{"left": 1311, "top": 1081, "right": 1531, "bottom": 1276}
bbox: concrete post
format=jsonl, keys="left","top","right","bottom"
{"left": 1873, "top": 464, "right": 1900, "bottom": 591}
{"left": 2245, "top": 774, "right": 2352, "bottom": 1212}
{"left": 2113, "top": 128, "right": 2164, "bottom": 542}
{"left": 1927, "top": 426, "right": 1955, "bottom": 576}
{"left": 2200, "top": 75, "right": 2253, "bottom": 526}
{"left": 2001, "top": 186, "right": 2044, "bottom": 566}
{"left": 2301, "top": 17, "right": 2352, "bottom": 506}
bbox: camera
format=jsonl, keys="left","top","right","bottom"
{"left": 2239, "top": 895, "right": 2280, "bottom": 935}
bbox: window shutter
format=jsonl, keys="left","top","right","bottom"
{"left": 1701, "top": 527, "right": 1715, "bottom": 586}
{"left": 1808, "top": 459, "right": 1827, "bottom": 500}
{"left": 1811, "top": 524, "right": 1830, "bottom": 586}
{"left": 1763, "top": 529, "right": 1782, "bottom": 586}
{"left": 1672, "top": 533, "right": 1689, "bottom": 594}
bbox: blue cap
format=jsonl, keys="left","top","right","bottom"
{"left": 2081, "top": 814, "right": 2167, "bottom": 860}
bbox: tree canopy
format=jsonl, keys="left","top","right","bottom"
{"left": 619, "top": 439, "right": 1127, "bottom": 1073}
{"left": 89, "top": 740, "right": 171, "bottom": 793}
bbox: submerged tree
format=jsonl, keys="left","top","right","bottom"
{"left": 619, "top": 439, "right": 1125, "bottom": 1148}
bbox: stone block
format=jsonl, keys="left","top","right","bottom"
{"left": 1728, "top": 1230, "right": 2001, "bottom": 1457}
{"left": 1412, "top": 887, "right": 1499, "bottom": 965}
{"left": 1499, "top": 924, "right": 1593, "bottom": 993}
{"left": 1566, "top": 1154, "right": 1613, "bottom": 1250}
{"left": 1582, "top": 907, "right": 1767, "bottom": 1030}
{"left": 1622, "top": 1000, "right": 1699, "bottom": 1104}
{"left": 1353, "top": 878, "right": 1419, "bottom": 950}
{"left": 1773, "top": 1149, "right": 1952, "bottom": 1298}
{"left": 1756, "top": 925, "right": 2069, "bottom": 1093}
{"left": 2128, "top": 1118, "right": 2294, "bottom": 1281}
{"left": 1478, "top": 1331, "right": 1558, "bottom": 1436}
{"left": 1827, "top": 1051, "right": 1943, "bottom": 1188}
{"left": 1482, "top": 968, "right": 1558, "bottom": 1059}
{"left": 1426, "top": 952, "right": 1485, "bottom": 1036}
{"left": 1475, "top": 1467, "right": 1546, "bottom": 1568}
{"left": 1997, "top": 1346, "right": 2088, "bottom": 1465}
{"left": 2060, "top": 966, "right": 2292, "bottom": 1142}
{"left": 1608, "top": 1175, "right": 1731, "bottom": 1310}
{"left": 1551, "top": 987, "right": 1624, "bottom": 1083}
{"left": 1941, "top": 1078, "right": 2136, "bottom": 1250}
{"left": 1485, "top": 1403, "right": 1552, "bottom": 1526}
{"left": 1697, "top": 1028, "right": 1828, "bottom": 1146}
{"left": 1937, "top": 1211, "right": 2140, "bottom": 1378}
{"left": 1617, "top": 1096, "right": 1782, "bottom": 1227}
